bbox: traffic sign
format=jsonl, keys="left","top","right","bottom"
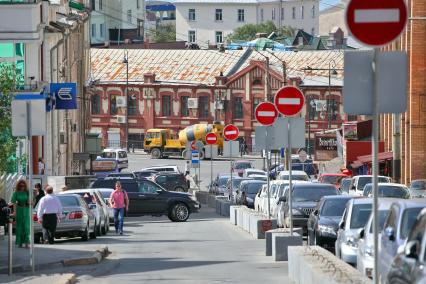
{"left": 205, "top": 133, "right": 218, "bottom": 145}
{"left": 346, "top": 0, "right": 407, "bottom": 46}
{"left": 274, "top": 86, "right": 305, "bottom": 117}
{"left": 255, "top": 102, "right": 278, "bottom": 126}
{"left": 191, "top": 150, "right": 200, "bottom": 165}
{"left": 191, "top": 140, "right": 197, "bottom": 150}
{"left": 223, "top": 124, "right": 239, "bottom": 141}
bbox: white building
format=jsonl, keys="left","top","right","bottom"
{"left": 175, "top": 0, "right": 319, "bottom": 48}
{"left": 90, "top": 0, "right": 145, "bottom": 45}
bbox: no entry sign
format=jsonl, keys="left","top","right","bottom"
{"left": 223, "top": 124, "right": 239, "bottom": 141}
{"left": 191, "top": 140, "right": 197, "bottom": 150}
{"left": 205, "top": 133, "right": 218, "bottom": 145}
{"left": 274, "top": 86, "right": 305, "bottom": 117}
{"left": 255, "top": 102, "right": 278, "bottom": 126}
{"left": 346, "top": 0, "right": 407, "bottom": 46}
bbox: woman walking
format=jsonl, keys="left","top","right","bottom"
{"left": 109, "top": 181, "right": 129, "bottom": 235}
{"left": 11, "top": 180, "right": 31, "bottom": 248}
{"left": 34, "top": 183, "right": 44, "bottom": 207}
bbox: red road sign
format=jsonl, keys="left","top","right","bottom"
{"left": 223, "top": 124, "right": 239, "bottom": 141}
{"left": 274, "top": 86, "right": 305, "bottom": 116}
{"left": 205, "top": 133, "right": 218, "bottom": 145}
{"left": 346, "top": 0, "right": 407, "bottom": 46}
{"left": 255, "top": 102, "right": 278, "bottom": 126}
{"left": 191, "top": 140, "right": 197, "bottom": 150}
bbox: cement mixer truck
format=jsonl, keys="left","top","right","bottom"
{"left": 143, "top": 124, "right": 224, "bottom": 159}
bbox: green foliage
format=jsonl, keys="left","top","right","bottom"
{"left": 0, "top": 62, "right": 19, "bottom": 173}
{"left": 226, "top": 21, "right": 294, "bottom": 43}
{"left": 147, "top": 23, "right": 176, "bottom": 43}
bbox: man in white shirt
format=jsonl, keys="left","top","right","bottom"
{"left": 37, "top": 186, "right": 62, "bottom": 244}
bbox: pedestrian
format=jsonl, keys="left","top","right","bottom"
{"left": 36, "top": 186, "right": 62, "bottom": 244}
{"left": 0, "top": 196, "right": 8, "bottom": 237}
{"left": 10, "top": 180, "right": 31, "bottom": 248}
{"left": 184, "top": 160, "right": 190, "bottom": 176}
{"left": 38, "top": 158, "right": 45, "bottom": 175}
{"left": 34, "top": 183, "right": 44, "bottom": 207}
{"left": 109, "top": 181, "right": 129, "bottom": 235}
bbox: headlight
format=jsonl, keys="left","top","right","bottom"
{"left": 292, "top": 208, "right": 304, "bottom": 216}
{"left": 365, "top": 245, "right": 374, "bottom": 257}
{"left": 318, "top": 225, "right": 337, "bottom": 236}
{"left": 345, "top": 236, "right": 358, "bottom": 248}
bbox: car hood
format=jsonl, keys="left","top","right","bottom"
{"left": 293, "top": 201, "right": 317, "bottom": 208}
{"left": 318, "top": 216, "right": 341, "bottom": 228}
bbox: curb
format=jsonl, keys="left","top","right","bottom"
{"left": 62, "top": 246, "right": 110, "bottom": 267}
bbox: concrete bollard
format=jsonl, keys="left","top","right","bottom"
{"left": 220, "top": 201, "right": 230, "bottom": 217}
{"left": 237, "top": 207, "right": 245, "bottom": 227}
{"left": 272, "top": 233, "right": 303, "bottom": 261}
{"left": 207, "top": 194, "right": 217, "bottom": 208}
{"left": 229, "top": 205, "right": 244, "bottom": 225}
{"left": 249, "top": 214, "right": 277, "bottom": 239}
{"left": 265, "top": 228, "right": 303, "bottom": 256}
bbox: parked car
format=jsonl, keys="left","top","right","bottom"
{"left": 232, "top": 160, "right": 254, "bottom": 177}
{"left": 133, "top": 170, "right": 157, "bottom": 181}
{"left": 236, "top": 180, "right": 267, "bottom": 208}
{"left": 210, "top": 174, "right": 238, "bottom": 195}
{"left": 378, "top": 199, "right": 426, "bottom": 281}
{"left": 351, "top": 175, "right": 392, "bottom": 195}
{"left": 277, "top": 170, "right": 309, "bottom": 181}
{"left": 387, "top": 207, "right": 426, "bottom": 284}
{"left": 335, "top": 198, "right": 372, "bottom": 265}
{"left": 226, "top": 177, "right": 253, "bottom": 202}
{"left": 256, "top": 180, "right": 290, "bottom": 216}
{"left": 91, "top": 177, "right": 139, "bottom": 192}
{"left": 318, "top": 173, "right": 349, "bottom": 188}
{"left": 152, "top": 172, "right": 188, "bottom": 192}
{"left": 277, "top": 183, "right": 340, "bottom": 233}
{"left": 250, "top": 175, "right": 268, "bottom": 181}
{"left": 356, "top": 198, "right": 395, "bottom": 278}
{"left": 307, "top": 195, "right": 354, "bottom": 249}
{"left": 107, "top": 172, "right": 135, "bottom": 179}
{"left": 101, "top": 148, "right": 128, "bottom": 170}
{"left": 59, "top": 189, "right": 109, "bottom": 236}
{"left": 362, "top": 183, "right": 411, "bottom": 199}
{"left": 142, "top": 165, "right": 180, "bottom": 173}
{"left": 340, "top": 178, "right": 353, "bottom": 194}
{"left": 409, "top": 179, "right": 426, "bottom": 198}
{"left": 243, "top": 169, "right": 266, "bottom": 178}
{"left": 95, "top": 188, "right": 114, "bottom": 223}
{"left": 34, "top": 194, "right": 96, "bottom": 242}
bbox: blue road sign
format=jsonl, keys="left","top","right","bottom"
{"left": 191, "top": 150, "right": 200, "bottom": 165}
{"left": 50, "top": 83, "right": 77, "bottom": 109}
{"left": 280, "top": 147, "right": 285, "bottom": 158}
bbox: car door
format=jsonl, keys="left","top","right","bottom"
{"left": 336, "top": 205, "right": 348, "bottom": 255}
{"left": 380, "top": 204, "right": 399, "bottom": 274}
{"left": 137, "top": 180, "right": 167, "bottom": 213}
{"left": 122, "top": 181, "right": 142, "bottom": 214}
{"left": 155, "top": 175, "right": 168, "bottom": 189}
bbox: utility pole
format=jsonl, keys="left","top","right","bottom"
{"left": 123, "top": 50, "right": 129, "bottom": 151}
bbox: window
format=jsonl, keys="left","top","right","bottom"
{"left": 137, "top": 0, "right": 140, "bottom": 9}
{"left": 91, "top": 23, "right": 96, "bottom": 37}
{"left": 311, "top": 5, "right": 315, "bottom": 18}
{"left": 99, "top": 0, "right": 102, "bottom": 10}
{"left": 327, "top": 98, "right": 338, "bottom": 121}
{"left": 100, "top": 23, "right": 105, "bottom": 37}
{"left": 307, "top": 99, "right": 316, "bottom": 120}
{"left": 128, "top": 96, "right": 137, "bottom": 116}
{"left": 198, "top": 96, "right": 209, "bottom": 118}
{"left": 91, "top": 0, "right": 95, "bottom": 10}
{"left": 127, "top": 10, "right": 132, "bottom": 23}
{"left": 281, "top": 7, "right": 284, "bottom": 20}
{"left": 234, "top": 97, "right": 243, "bottom": 119}
{"left": 301, "top": 6, "right": 304, "bottom": 19}
{"left": 110, "top": 95, "right": 118, "bottom": 115}
{"left": 181, "top": 96, "right": 189, "bottom": 116}
{"left": 272, "top": 8, "right": 276, "bottom": 20}
{"left": 188, "top": 8, "right": 196, "bottom": 21}
{"left": 347, "top": 115, "right": 357, "bottom": 121}
{"left": 91, "top": 94, "right": 101, "bottom": 114}
{"left": 292, "top": 7, "right": 296, "bottom": 19}
{"left": 138, "top": 181, "right": 160, "bottom": 194}
{"left": 188, "top": 30, "right": 196, "bottom": 43}
{"left": 260, "top": 9, "right": 264, "bottom": 21}
{"left": 216, "top": 31, "right": 223, "bottom": 44}
{"left": 162, "top": 95, "right": 171, "bottom": 116}
{"left": 215, "top": 9, "right": 222, "bottom": 21}
{"left": 238, "top": 9, "right": 245, "bottom": 22}
{"left": 252, "top": 98, "right": 262, "bottom": 118}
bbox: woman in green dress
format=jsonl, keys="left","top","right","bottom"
{"left": 11, "top": 180, "right": 31, "bottom": 248}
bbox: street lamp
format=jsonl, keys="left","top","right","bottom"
{"left": 122, "top": 50, "right": 129, "bottom": 151}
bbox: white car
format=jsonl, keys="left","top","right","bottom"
{"left": 142, "top": 165, "right": 180, "bottom": 173}
{"left": 277, "top": 170, "right": 309, "bottom": 181}
{"left": 350, "top": 175, "right": 392, "bottom": 196}
{"left": 250, "top": 174, "right": 268, "bottom": 181}
{"left": 101, "top": 148, "right": 128, "bottom": 170}
{"left": 254, "top": 184, "right": 267, "bottom": 213}
{"left": 243, "top": 169, "right": 267, "bottom": 178}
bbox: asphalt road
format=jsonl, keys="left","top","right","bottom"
{"left": 76, "top": 207, "right": 290, "bottom": 283}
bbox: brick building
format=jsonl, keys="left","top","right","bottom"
{"left": 89, "top": 48, "right": 345, "bottom": 152}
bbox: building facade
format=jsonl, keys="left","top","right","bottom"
{"left": 174, "top": 0, "right": 319, "bottom": 48}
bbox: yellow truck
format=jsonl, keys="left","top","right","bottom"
{"left": 143, "top": 124, "right": 224, "bottom": 159}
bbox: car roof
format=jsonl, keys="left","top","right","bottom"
{"left": 354, "top": 175, "right": 390, "bottom": 178}
{"left": 240, "top": 180, "right": 267, "bottom": 184}
{"left": 59, "top": 188, "right": 99, "bottom": 194}
{"left": 320, "top": 173, "right": 348, "bottom": 177}
{"left": 103, "top": 176, "right": 135, "bottom": 180}
{"left": 234, "top": 160, "right": 252, "bottom": 163}
{"left": 293, "top": 182, "right": 336, "bottom": 189}
{"left": 391, "top": 198, "right": 426, "bottom": 209}
{"left": 377, "top": 198, "right": 399, "bottom": 210}
{"left": 322, "top": 195, "right": 353, "bottom": 200}
{"left": 279, "top": 170, "right": 307, "bottom": 175}
{"left": 144, "top": 165, "right": 178, "bottom": 168}
{"left": 155, "top": 171, "right": 182, "bottom": 175}
{"left": 134, "top": 170, "right": 157, "bottom": 173}
{"left": 351, "top": 198, "right": 373, "bottom": 205}
{"left": 364, "top": 183, "right": 407, "bottom": 187}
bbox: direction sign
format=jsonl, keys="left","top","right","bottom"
{"left": 255, "top": 102, "right": 278, "bottom": 126}
{"left": 346, "top": 0, "right": 407, "bottom": 46}
{"left": 223, "top": 124, "right": 239, "bottom": 141}
{"left": 274, "top": 86, "right": 305, "bottom": 117}
{"left": 205, "top": 133, "right": 218, "bottom": 145}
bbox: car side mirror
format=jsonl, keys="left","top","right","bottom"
{"left": 385, "top": 227, "right": 396, "bottom": 241}
{"left": 89, "top": 204, "right": 97, "bottom": 210}
{"left": 357, "top": 228, "right": 365, "bottom": 239}
{"left": 278, "top": 196, "right": 287, "bottom": 203}
{"left": 313, "top": 209, "right": 319, "bottom": 216}
{"left": 339, "top": 220, "right": 345, "bottom": 229}
{"left": 404, "top": 240, "right": 419, "bottom": 259}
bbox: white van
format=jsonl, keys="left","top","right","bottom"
{"left": 101, "top": 148, "right": 128, "bottom": 170}
{"left": 351, "top": 175, "right": 392, "bottom": 195}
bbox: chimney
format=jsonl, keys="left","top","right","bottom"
{"left": 144, "top": 73, "right": 156, "bottom": 83}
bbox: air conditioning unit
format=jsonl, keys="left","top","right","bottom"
{"left": 117, "top": 116, "right": 127, "bottom": 124}
{"left": 116, "top": 96, "right": 127, "bottom": 107}
{"left": 188, "top": 98, "right": 198, "bottom": 109}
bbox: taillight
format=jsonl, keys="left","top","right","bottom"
{"left": 69, "top": 211, "right": 84, "bottom": 219}
{"left": 33, "top": 214, "right": 38, "bottom": 222}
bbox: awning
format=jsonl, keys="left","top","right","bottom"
{"left": 351, "top": 151, "right": 393, "bottom": 168}
{"left": 69, "top": 0, "right": 85, "bottom": 11}
{"left": 351, "top": 160, "right": 363, "bottom": 169}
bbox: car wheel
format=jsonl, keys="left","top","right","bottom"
{"left": 174, "top": 186, "right": 185, "bottom": 192}
{"left": 168, "top": 211, "right": 176, "bottom": 222}
{"left": 171, "top": 203, "right": 189, "bottom": 222}
{"left": 151, "top": 148, "right": 161, "bottom": 159}
{"left": 96, "top": 221, "right": 102, "bottom": 236}
{"left": 101, "top": 221, "right": 107, "bottom": 235}
{"left": 81, "top": 225, "right": 89, "bottom": 241}
{"left": 90, "top": 222, "right": 97, "bottom": 239}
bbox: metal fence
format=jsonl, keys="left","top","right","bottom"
{"left": 0, "top": 173, "right": 25, "bottom": 203}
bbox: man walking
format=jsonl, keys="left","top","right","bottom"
{"left": 109, "top": 181, "right": 129, "bottom": 235}
{"left": 37, "top": 186, "right": 62, "bottom": 244}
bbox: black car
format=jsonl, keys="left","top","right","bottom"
{"left": 236, "top": 180, "right": 267, "bottom": 208}
{"left": 278, "top": 183, "right": 340, "bottom": 235}
{"left": 133, "top": 170, "right": 157, "bottom": 181}
{"left": 307, "top": 195, "right": 353, "bottom": 248}
{"left": 91, "top": 177, "right": 200, "bottom": 222}
{"left": 152, "top": 172, "right": 189, "bottom": 192}
{"left": 107, "top": 172, "right": 136, "bottom": 179}
{"left": 387, "top": 208, "right": 426, "bottom": 284}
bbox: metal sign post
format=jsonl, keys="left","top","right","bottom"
{"left": 287, "top": 119, "right": 293, "bottom": 235}
{"left": 266, "top": 126, "right": 271, "bottom": 219}
{"left": 230, "top": 143, "right": 233, "bottom": 200}
{"left": 26, "top": 102, "right": 35, "bottom": 273}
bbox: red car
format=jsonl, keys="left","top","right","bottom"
{"left": 232, "top": 160, "right": 254, "bottom": 177}
{"left": 318, "top": 173, "right": 349, "bottom": 188}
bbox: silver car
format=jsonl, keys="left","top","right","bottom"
{"left": 34, "top": 194, "right": 96, "bottom": 242}
{"left": 409, "top": 179, "right": 426, "bottom": 198}
{"left": 96, "top": 188, "right": 115, "bottom": 223}
{"left": 335, "top": 198, "right": 372, "bottom": 265}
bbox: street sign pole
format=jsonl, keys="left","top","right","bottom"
{"left": 266, "top": 126, "right": 271, "bottom": 219}
{"left": 230, "top": 143, "right": 233, "bottom": 200}
{"left": 287, "top": 119, "right": 293, "bottom": 236}
{"left": 26, "top": 102, "right": 34, "bottom": 273}
{"left": 210, "top": 146, "right": 213, "bottom": 197}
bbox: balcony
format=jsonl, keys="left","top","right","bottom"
{"left": 0, "top": 0, "right": 42, "bottom": 42}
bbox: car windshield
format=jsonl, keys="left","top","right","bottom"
{"left": 322, "top": 175, "right": 344, "bottom": 184}
{"left": 341, "top": 179, "right": 352, "bottom": 191}
{"left": 235, "top": 162, "right": 252, "bottom": 170}
{"left": 245, "top": 183, "right": 266, "bottom": 194}
{"left": 378, "top": 186, "right": 410, "bottom": 198}
{"left": 280, "top": 175, "right": 309, "bottom": 181}
{"left": 321, "top": 198, "right": 350, "bottom": 216}
{"left": 358, "top": 177, "right": 390, "bottom": 189}
{"left": 218, "top": 177, "right": 230, "bottom": 186}
{"left": 101, "top": 152, "right": 116, "bottom": 158}
{"left": 58, "top": 195, "right": 80, "bottom": 207}
{"left": 369, "top": 210, "right": 390, "bottom": 233}
{"left": 411, "top": 180, "right": 426, "bottom": 190}
{"left": 134, "top": 171, "right": 154, "bottom": 178}
{"left": 146, "top": 132, "right": 160, "bottom": 139}
{"left": 74, "top": 192, "right": 95, "bottom": 204}
{"left": 293, "top": 186, "right": 338, "bottom": 202}
{"left": 350, "top": 204, "right": 372, "bottom": 229}
{"left": 401, "top": 207, "right": 423, "bottom": 239}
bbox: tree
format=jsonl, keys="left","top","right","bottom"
{"left": 147, "top": 23, "right": 176, "bottom": 43}
{"left": 226, "top": 21, "right": 294, "bottom": 43}
{"left": 0, "top": 63, "right": 20, "bottom": 173}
